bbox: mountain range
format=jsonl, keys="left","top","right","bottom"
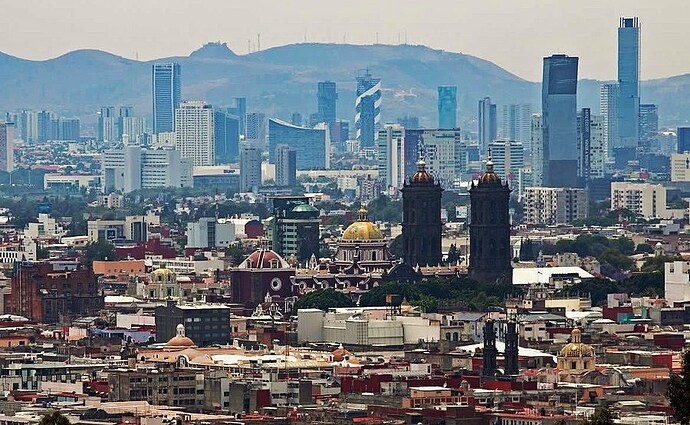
{"left": 1, "top": 42, "right": 690, "bottom": 129}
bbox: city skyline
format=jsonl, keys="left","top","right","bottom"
{"left": 1, "top": 1, "right": 690, "bottom": 81}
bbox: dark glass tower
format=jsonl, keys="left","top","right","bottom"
{"left": 355, "top": 70, "right": 381, "bottom": 148}
{"left": 401, "top": 160, "right": 443, "bottom": 266}
{"left": 152, "top": 63, "right": 181, "bottom": 134}
{"left": 317, "top": 81, "right": 337, "bottom": 139}
{"left": 438, "top": 86, "right": 457, "bottom": 129}
{"left": 618, "top": 17, "right": 640, "bottom": 155}
{"left": 542, "top": 54, "right": 579, "bottom": 187}
{"left": 469, "top": 157, "right": 512, "bottom": 284}
{"left": 478, "top": 97, "right": 497, "bottom": 155}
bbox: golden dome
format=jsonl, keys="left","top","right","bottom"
{"left": 342, "top": 208, "right": 384, "bottom": 241}
{"left": 411, "top": 160, "right": 434, "bottom": 183}
{"left": 559, "top": 328, "right": 594, "bottom": 358}
{"left": 478, "top": 156, "right": 502, "bottom": 185}
{"left": 151, "top": 265, "right": 175, "bottom": 281}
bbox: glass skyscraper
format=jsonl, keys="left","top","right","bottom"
{"left": 317, "top": 81, "right": 337, "bottom": 138}
{"left": 268, "top": 118, "right": 328, "bottom": 169}
{"left": 638, "top": 104, "right": 658, "bottom": 155}
{"left": 618, "top": 17, "right": 640, "bottom": 153}
{"left": 355, "top": 70, "right": 381, "bottom": 148}
{"left": 542, "top": 54, "right": 579, "bottom": 188}
{"left": 152, "top": 63, "right": 181, "bottom": 134}
{"left": 437, "top": 86, "right": 457, "bottom": 129}
{"left": 478, "top": 97, "right": 497, "bottom": 155}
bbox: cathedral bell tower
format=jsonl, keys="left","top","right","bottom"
{"left": 469, "top": 154, "right": 512, "bottom": 283}
{"left": 402, "top": 159, "right": 443, "bottom": 266}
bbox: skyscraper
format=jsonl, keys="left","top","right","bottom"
{"left": 239, "top": 145, "right": 262, "bottom": 193}
{"left": 245, "top": 112, "right": 266, "bottom": 147}
{"left": 152, "top": 63, "right": 181, "bottom": 134}
{"left": 227, "top": 98, "right": 247, "bottom": 137}
{"left": 500, "top": 104, "right": 532, "bottom": 150}
{"left": 214, "top": 110, "right": 240, "bottom": 164}
{"left": 639, "top": 104, "right": 658, "bottom": 155}
{"left": 317, "top": 81, "right": 337, "bottom": 139}
{"left": 175, "top": 101, "right": 215, "bottom": 166}
{"left": 618, "top": 17, "right": 640, "bottom": 155}
{"left": 488, "top": 140, "right": 524, "bottom": 182}
{"left": 98, "top": 106, "right": 118, "bottom": 142}
{"left": 542, "top": 54, "right": 579, "bottom": 187}
{"left": 19, "top": 110, "right": 38, "bottom": 143}
{"left": 0, "top": 123, "right": 14, "bottom": 172}
{"left": 577, "top": 109, "right": 605, "bottom": 181}
{"left": 437, "top": 86, "right": 457, "bottom": 129}
{"left": 530, "top": 113, "right": 544, "bottom": 186}
{"left": 478, "top": 97, "right": 497, "bottom": 154}
{"left": 377, "top": 124, "right": 405, "bottom": 195}
{"left": 600, "top": 83, "right": 619, "bottom": 161}
{"left": 275, "top": 144, "right": 297, "bottom": 187}
{"left": 355, "top": 70, "right": 381, "bottom": 148}
{"left": 401, "top": 160, "right": 442, "bottom": 267}
{"left": 268, "top": 119, "right": 328, "bottom": 169}
{"left": 37, "top": 111, "right": 54, "bottom": 143}
{"left": 469, "top": 157, "right": 512, "bottom": 284}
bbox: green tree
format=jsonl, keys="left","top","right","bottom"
{"left": 586, "top": 407, "right": 614, "bottom": 425}
{"left": 83, "top": 240, "right": 116, "bottom": 265}
{"left": 640, "top": 255, "right": 680, "bottom": 274}
{"left": 446, "top": 244, "right": 460, "bottom": 265}
{"left": 38, "top": 411, "right": 71, "bottom": 425}
{"left": 667, "top": 350, "right": 690, "bottom": 425}
{"left": 389, "top": 235, "right": 403, "bottom": 259}
{"left": 292, "top": 288, "right": 354, "bottom": 313}
{"left": 634, "top": 243, "right": 654, "bottom": 254}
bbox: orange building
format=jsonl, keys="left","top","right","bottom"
{"left": 93, "top": 260, "right": 146, "bottom": 276}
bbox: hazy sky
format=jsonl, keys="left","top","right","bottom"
{"left": 2, "top": 0, "right": 689, "bottom": 81}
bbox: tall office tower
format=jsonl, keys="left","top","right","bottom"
{"left": 37, "top": 111, "right": 54, "bottom": 142}
{"left": 576, "top": 110, "right": 605, "bottom": 181}
{"left": 355, "top": 70, "right": 382, "bottom": 148}
{"left": 530, "top": 114, "right": 544, "bottom": 186}
{"left": 438, "top": 86, "right": 458, "bottom": 129}
{"left": 377, "top": 124, "right": 405, "bottom": 195}
{"left": 239, "top": 145, "right": 262, "bottom": 193}
{"left": 542, "top": 54, "right": 579, "bottom": 187}
{"left": 214, "top": 110, "right": 240, "bottom": 164}
{"left": 478, "top": 97, "right": 497, "bottom": 154}
{"left": 268, "top": 119, "right": 328, "bottom": 169}
{"left": 227, "top": 98, "right": 247, "bottom": 136}
{"left": 119, "top": 106, "right": 133, "bottom": 118}
{"left": 678, "top": 128, "right": 690, "bottom": 153}
{"left": 102, "top": 146, "right": 192, "bottom": 194}
{"left": 397, "top": 115, "right": 420, "bottom": 129}
{"left": 401, "top": 160, "right": 443, "bottom": 266}
{"left": 501, "top": 104, "right": 533, "bottom": 150}
{"left": 119, "top": 116, "right": 145, "bottom": 142}
{"left": 19, "top": 110, "right": 38, "bottom": 143}
{"left": 600, "top": 83, "right": 619, "bottom": 161}
{"left": 488, "top": 140, "right": 524, "bottom": 182}
{"left": 175, "top": 101, "right": 215, "bottom": 166}
{"left": 0, "top": 123, "right": 14, "bottom": 172}
{"left": 417, "top": 129, "right": 465, "bottom": 188}
{"left": 469, "top": 157, "right": 512, "bottom": 284}
{"left": 48, "top": 118, "right": 60, "bottom": 141}
{"left": 317, "top": 81, "right": 337, "bottom": 138}
{"left": 245, "top": 112, "right": 266, "bottom": 146}
{"left": 334, "top": 120, "right": 349, "bottom": 146}
{"left": 275, "top": 144, "right": 297, "bottom": 187}
{"left": 152, "top": 63, "right": 181, "bottom": 134}
{"left": 639, "top": 104, "right": 658, "bottom": 155}
{"left": 618, "top": 17, "right": 641, "bottom": 156}
{"left": 59, "top": 118, "right": 81, "bottom": 141}
{"left": 291, "top": 112, "right": 303, "bottom": 126}
{"left": 98, "top": 106, "right": 118, "bottom": 142}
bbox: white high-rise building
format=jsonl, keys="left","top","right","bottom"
{"left": 102, "top": 146, "right": 192, "bottom": 194}
{"left": 239, "top": 145, "right": 262, "bottom": 193}
{"left": 419, "top": 129, "right": 465, "bottom": 188}
{"left": 577, "top": 109, "right": 606, "bottom": 180}
{"left": 175, "top": 101, "right": 215, "bottom": 166}
{"left": 377, "top": 124, "right": 405, "bottom": 195}
{"left": 488, "top": 140, "right": 524, "bottom": 182}
{"left": 611, "top": 182, "right": 680, "bottom": 219}
{"left": 530, "top": 114, "right": 543, "bottom": 187}
{"left": 500, "top": 104, "right": 532, "bottom": 150}
{"left": 600, "top": 83, "right": 619, "bottom": 162}
{"left": 0, "top": 122, "right": 15, "bottom": 173}
{"left": 523, "top": 187, "right": 588, "bottom": 225}
{"left": 20, "top": 110, "right": 39, "bottom": 143}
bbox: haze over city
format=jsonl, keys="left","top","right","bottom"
{"left": 2, "top": 0, "right": 690, "bottom": 80}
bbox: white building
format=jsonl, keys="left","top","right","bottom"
{"left": 500, "top": 104, "right": 532, "bottom": 151}
{"left": 600, "top": 83, "right": 619, "bottom": 161}
{"left": 239, "top": 145, "right": 262, "bottom": 193}
{"left": 420, "top": 129, "right": 465, "bottom": 188}
{"left": 377, "top": 124, "right": 405, "bottom": 195}
{"left": 175, "top": 101, "right": 215, "bottom": 166}
{"left": 530, "top": 114, "right": 543, "bottom": 186}
{"left": 488, "top": 140, "right": 524, "bottom": 181}
{"left": 610, "top": 182, "right": 682, "bottom": 219}
{"left": 665, "top": 261, "right": 690, "bottom": 305}
{"left": 25, "top": 214, "right": 65, "bottom": 240}
{"left": 102, "top": 145, "right": 192, "bottom": 194}
{"left": 577, "top": 111, "right": 606, "bottom": 179}
{"left": 523, "top": 187, "right": 588, "bottom": 225}
{"left": 0, "top": 123, "right": 15, "bottom": 173}
{"left": 186, "top": 218, "right": 235, "bottom": 249}
{"left": 87, "top": 214, "right": 159, "bottom": 242}
{"left": 671, "top": 153, "right": 690, "bottom": 182}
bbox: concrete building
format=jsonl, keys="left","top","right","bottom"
{"left": 530, "top": 114, "right": 544, "bottom": 186}
{"left": 0, "top": 123, "right": 14, "bottom": 173}
{"left": 245, "top": 112, "right": 266, "bottom": 146}
{"left": 175, "top": 100, "right": 215, "bottom": 166}
{"left": 500, "top": 104, "right": 532, "bottom": 150}
{"left": 488, "top": 140, "right": 524, "bottom": 182}
{"left": 154, "top": 303, "right": 231, "bottom": 346}
{"left": 186, "top": 218, "right": 235, "bottom": 249}
{"left": 403, "top": 129, "right": 465, "bottom": 188}
{"left": 577, "top": 109, "right": 606, "bottom": 180}
{"left": 102, "top": 146, "right": 192, "bottom": 194}
{"left": 671, "top": 153, "right": 690, "bottom": 182}
{"left": 274, "top": 144, "right": 297, "bottom": 187}
{"left": 239, "top": 145, "right": 262, "bottom": 193}
{"left": 87, "top": 214, "right": 158, "bottom": 242}
{"left": 378, "top": 124, "right": 405, "bottom": 195}
{"left": 478, "top": 97, "right": 497, "bottom": 154}
{"left": 523, "top": 187, "right": 588, "bottom": 225}
{"left": 98, "top": 106, "right": 118, "bottom": 142}
{"left": 600, "top": 83, "right": 619, "bottom": 161}
{"left": 665, "top": 260, "right": 690, "bottom": 305}
{"left": 610, "top": 182, "right": 681, "bottom": 219}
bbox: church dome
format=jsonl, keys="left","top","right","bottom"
{"left": 342, "top": 208, "right": 384, "bottom": 241}
{"left": 238, "top": 245, "right": 290, "bottom": 269}
{"left": 410, "top": 159, "right": 434, "bottom": 183}
{"left": 166, "top": 324, "right": 195, "bottom": 348}
{"left": 151, "top": 265, "right": 175, "bottom": 282}
{"left": 559, "top": 328, "right": 594, "bottom": 358}
{"left": 332, "top": 344, "right": 352, "bottom": 362}
{"left": 478, "top": 156, "right": 502, "bottom": 185}
{"left": 292, "top": 204, "right": 318, "bottom": 213}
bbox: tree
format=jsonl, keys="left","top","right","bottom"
{"left": 667, "top": 350, "right": 690, "bottom": 425}
{"left": 292, "top": 288, "right": 354, "bottom": 313}
{"left": 586, "top": 407, "right": 614, "bottom": 425}
{"left": 634, "top": 243, "right": 654, "bottom": 254}
{"left": 38, "top": 411, "right": 71, "bottom": 425}
{"left": 446, "top": 244, "right": 460, "bottom": 265}
{"left": 389, "top": 235, "right": 403, "bottom": 259}
{"left": 83, "top": 240, "right": 116, "bottom": 265}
